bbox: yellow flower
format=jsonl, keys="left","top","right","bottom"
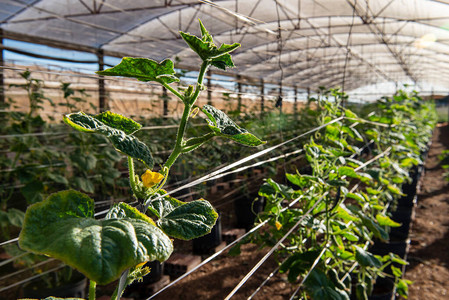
{"left": 141, "top": 170, "right": 164, "bottom": 188}
{"left": 275, "top": 221, "right": 282, "bottom": 230}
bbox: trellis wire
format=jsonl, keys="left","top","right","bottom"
{"left": 223, "top": 192, "right": 329, "bottom": 300}
{"left": 0, "top": 264, "right": 65, "bottom": 293}
{"left": 246, "top": 256, "right": 288, "bottom": 300}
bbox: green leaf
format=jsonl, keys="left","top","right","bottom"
{"left": 359, "top": 213, "right": 389, "bottom": 241}
{"left": 19, "top": 190, "right": 172, "bottom": 285}
{"left": 96, "top": 58, "right": 179, "bottom": 84}
{"left": 7, "top": 208, "right": 25, "bottom": 228}
{"left": 106, "top": 202, "right": 156, "bottom": 226}
{"left": 147, "top": 191, "right": 218, "bottom": 240}
{"left": 47, "top": 173, "right": 69, "bottom": 185}
{"left": 304, "top": 269, "right": 350, "bottom": 300}
{"left": 180, "top": 20, "right": 240, "bottom": 67}
{"left": 64, "top": 112, "right": 153, "bottom": 168}
{"left": 73, "top": 177, "right": 95, "bottom": 193}
{"left": 354, "top": 246, "right": 382, "bottom": 268}
{"left": 346, "top": 192, "right": 365, "bottom": 203}
{"left": 338, "top": 166, "right": 359, "bottom": 179}
{"left": 94, "top": 111, "right": 142, "bottom": 134}
{"left": 201, "top": 105, "right": 265, "bottom": 146}
{"left": 20, "top": 180, "right": 44, "bottom": 204}
{"left": 376, "top": 214, "right": 401, "bottom": 227}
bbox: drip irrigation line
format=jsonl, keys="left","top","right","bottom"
{"left": 223, "top": 192, "right": 329, "bottom": 300}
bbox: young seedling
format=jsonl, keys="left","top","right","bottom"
{"left": 18, "top": 20, "right": 264, "bottom": 299}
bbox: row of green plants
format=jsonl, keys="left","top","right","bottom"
{"left": 233, "top": 88, "right": 436, "bottom": 299}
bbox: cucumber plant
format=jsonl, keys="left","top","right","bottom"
{"left": 18, "top": 20, "right": 265, "bottom": 299}
{"left": 235, "top": 89, "right": 435, "bottom": 299}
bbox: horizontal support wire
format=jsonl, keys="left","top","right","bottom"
{"left": 0, "top": 264, "right": 65, "bottom": 293}
{"left": 0, "top": 258, "right": 56, "bottom": 282}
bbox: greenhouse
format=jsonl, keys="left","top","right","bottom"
{"left": 1, "top": 0, "right": 449, "bottom": 299}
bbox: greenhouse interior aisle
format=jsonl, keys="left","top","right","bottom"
{"left": 404, "top": 124, "right": 449, "bottom": 299}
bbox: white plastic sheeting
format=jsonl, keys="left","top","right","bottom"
{"left": 1, "top": 0, "right": 449, "bottom": 92}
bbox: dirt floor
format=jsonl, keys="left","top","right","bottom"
{"left": 404, "top": 124, "right": 449, "bottom": 300}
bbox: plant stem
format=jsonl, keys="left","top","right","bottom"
{"left": 163, "top": 60, "right": 210, "bottom": 170}
{"left": 127, "top": 156, "right": 139, "bottom": 197}
{"left": 89, "top": 280, "right": 96, "bottom": 300}
{"left": 163, "top": 102, "right": 191, "bottom": 170}
{"left": 162, "top": 82, "right": 184, "bottom": 102}
{"left": 190, "top": 61, "right": 210, "bottom": 105}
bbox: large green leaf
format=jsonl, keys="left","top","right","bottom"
{"left": 64, "top": 112, "right": 153, "bottom": 168}
{"left": 147, "top": 191, "right": 218, "bottom": 240}
{"left": 201, "top": 105, "right": 265, "bottom": 146}
{"left": 19, "top": 190, "right": 173, "bottom": 285}
{"left": 180, "top": 20, "right": 240, "bottom": 69}
{"left": 94, "top": 111, "right": 141, "bottom": 134}
{"left": 96, "top": 57, "right": 179, "bottom": 84}
{"left": 354, "top": 246, "right": 382, "bottom": 268}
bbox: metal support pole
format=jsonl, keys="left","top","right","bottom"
{"left": 207, "top": 69, "right": 212, "bottom": 106}
{"left": 162, "top": 86, "right": 168, "bottom": 117}
{"left": 237, "top": 75, "right": 242, "bottom": 112}
{"left": 294, "top": 86, "right": 298, "bottom": 118}
{"left": 97, "top": 49, "right": 106, "bottom": 112}
{"left": 307, "top": 87, "right": 311, "bottom": 105}
{"left": 0, "top": 29, "right": 4, "bottom": 104}
{"left": 260, "top": 79, "right": 264, "bottom": 112}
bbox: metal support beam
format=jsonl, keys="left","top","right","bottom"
{"left": 207, "top": 69, "right": 212, "bottom": 106}
{"left": 260, "top": 79, "right": 264, "bottom": 112}
{"left": 0, "top": 29, "right": 4, "bottom": 104}
{"left": 237, "top": 75, "right": 242, "bottom": 112}
{"left": 97, "top": 49, "right": 106, "bottom": 112}
{"left": 294, "top": 86, "right": 298, "bottom": 118}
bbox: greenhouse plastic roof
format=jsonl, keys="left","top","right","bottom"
{"left": 2, "top": 0, "right": 449, "bottom": 92}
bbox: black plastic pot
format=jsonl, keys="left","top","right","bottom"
{"left": 142, "top": 260, "right": 164, "bottom": 284}
{"left": 234, "top": 194, "right": 265, "bottom": 231}
{"left": 193, "top": 215, "right": 222, "bottom": 255}
{"left": 389, "top": 207, "right": 414, "bottom": 240}
{"left": 370, "top": 238, "right": 410, "bottom": 259}
{"left": 368, "top": 277, "right": 395, "bottom": 300}
{"left": 21, "top": 273, "right": 87, "bottom": 298}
